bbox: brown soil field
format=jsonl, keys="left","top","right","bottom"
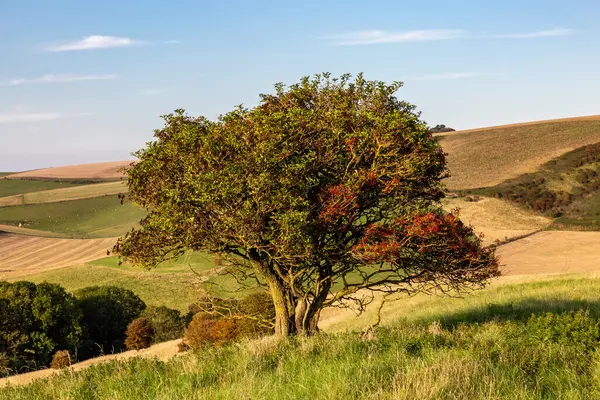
{"left": 438, "top": 117, "right": 600, "bottom": 190}
{"left": 8, "top": 161, "right": 132, "bottom": 181}
{"left": 496, "top": 231, "right": 600, "bottom": 276}
{"left": 0, "top": 233, "right": 116, "bottom": 280}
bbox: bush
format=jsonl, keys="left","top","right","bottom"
{"left": 0, "top": 281, "right": 82, "bottom": 376}
{"left": 125, "top": 318, "right": 154, "bottom": 350}
{"left": 141, "top": 306, "right": 184, "bottom": 343}
{"left": 50, "top": 350, "right": 71, "bottom": 369}
{"left": 181, "top": 313, "right": 218, "bottom": 350}
{"left": 75, "top": 286, "right": 146, "bottom": 358}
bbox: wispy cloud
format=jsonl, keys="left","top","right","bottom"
{"left": 405, "top": 72, "right": 481, "bottom": 81}
{"left": 1, "top": 74, "right": 117, "bottom": 86}
{"left": 491, "top": 28, "right": 574, "bottom": 39}
{"left": 324, "top": 29, "right": 466, "bottom": 45}
{"left": 0, "top": 112, "right": 92, "bottom": 123}
{"left": 45, "top": 35, "right": 137, "bottom": 52}
{"left": 137, "top": 89, "right": 163, "bottom": 96}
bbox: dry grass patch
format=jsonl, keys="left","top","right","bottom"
{"left": 9, "top": 161, "right": 131, "bottom": 181}
{"left": 439, "top": 118, "right": 600, "bottom": 189}
{"left": 0, "top": 233, "right": 116, "bottom": 280}
{"left": 443, "top": 197, "right": 551, "bottom": 245}
{"left": 22, "top": 181, "right": 127, "bottom": 205}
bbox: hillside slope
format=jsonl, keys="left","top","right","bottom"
{"left": 439, "top": 116, "right": 600, "bottom": 189}
{"left": 9, "top": 161, "right": 132, "bottom": 181}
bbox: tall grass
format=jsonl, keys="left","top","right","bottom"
{"left": 4, "top": 274, "right": 600, "bottom": 399}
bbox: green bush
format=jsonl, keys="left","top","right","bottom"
{"left": 75, "top": 286, "right": 146, "bottom": 358}
{"left": 141, "top": 306, "right": 184, "bottom": 343}
{"left": 0, "top": 281, "right": 82, "bottom": 376}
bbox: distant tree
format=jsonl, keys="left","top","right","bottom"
{"left": 115, "top": 73, "right": 499, "bottom": 337}
{"left": 429, "top": 124, "right": 455, "bottom": 133}
{"left": 0, "top": 281, "right": 82, "bottom": 376}
{"left": 75, "top": 286, "right": 145, "bottom": 357}
{"left": 141, "top": 306, "right": 185, "bottom": 343}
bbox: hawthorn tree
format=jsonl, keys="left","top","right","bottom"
{"left": 115, "top": 73, "right": 499, "bottom": 336}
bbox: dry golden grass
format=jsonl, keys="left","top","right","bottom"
{"left": 9, "top": 161, "right": 132, "bottom": 181}
{"left": 443, "top": 197, "right": 551, "bottom": 245}
{"left": 496, "top": 231, "right": 600, "bottom": 276}
{"left": 439, "top": 116, "right": 600, "bottom": 189}
{"left": 22, "top": 181, "right": 127, "bottom": 205}
{"left": 0, "top": 195, "right": 23, "bottom": 207}
{"left": 0, "top": 232, "right": 116, "bottom": 280}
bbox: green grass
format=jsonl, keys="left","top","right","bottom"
{"left": 16, "top": 252, "right": 250, "bottom": 311}
{"left": 0, "top": 195, "right": 146, "bottom": 238}
{"left": 4, "top": 274, "right": 600, "bottom": 399}
{"left": 0, "top": 179, "right": 81, "bottom": 198}
{"left": 0, "top": 173, "right": 14, "bottom": 177}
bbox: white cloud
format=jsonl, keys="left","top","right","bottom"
{"left": 137, "top": 89, "right": 163, "bottom": 96}
{"left": 405, "top": 72, "right": 480, "bottom": 81}
{"left": 1, "top": 74, "right": 117, "bottom": 86}
{"left": 45, "top": 35, "right": 136, "bottom": 52}
{"left": 324, "top": 29, "right": 466, "bottom": 45}
{"left": 492, "top": 28, "right": 574, "bottom": 39}
{"left": 0, "top": 112, "right": 92, "bottom": 123}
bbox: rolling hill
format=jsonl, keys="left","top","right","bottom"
{"left": 8, "top": 160, "right": 132, "bottom": 181}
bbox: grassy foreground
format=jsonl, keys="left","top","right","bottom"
{"left": 4, "top": 274, "right": 600, "bottom": 399}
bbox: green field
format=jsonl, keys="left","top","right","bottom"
{"left": 0, "top": 195, "right": 145, "bottom": 238}
{"left": 15, "top": 252, "right": 250, "bottom": 311}
{"left": 0, "top": 179, "right": 82, "bottom": 198}
{"left": 4, "top": 274, "right": 600, "bottom": 399}
{"left": 0, "top": 173, "right": 14, "bottom": 177}
{"left": 21, "top": 181, "right": 128, "bottom": 205}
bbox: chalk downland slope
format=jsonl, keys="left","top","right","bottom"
{"left": 9, "top": 161, "right": 132, "bottom": 181}
{"left": 439, "top": 116, "right": 600, "bottom": 190}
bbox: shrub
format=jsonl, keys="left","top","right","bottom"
{"left": 181, "top": 313, "right": 218, "bottom": 350}
{"left": 0, "top": 281, "right": 82, "bottom": 376}
{"left": 50, "top": 350, "right": 71, "bottom": 369}
{"left": 210, "top": 318, "right": 239, "bottom": 347}
{"left": 141, "top": 306, "right": 184, "bottom": 343}
{"left": 75, "top": 286, "right": 146, "bottom": 358}
{"left": 125, "top": 318, "right": 154, "bottom": 350}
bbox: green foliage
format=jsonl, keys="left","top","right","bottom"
{"left": 116, "top": 73, "right": 498, "bottom": 336}
{"left": 0, "top": 281, "right": 82, "bottom": 376}
{"left": 75, "top": 286, "right": 146, "bottom": 358}
{"left": 141, "top": 306, "right": 184, "bottom": 343}
{"left": 124, "top": 318, "right": 154, "bottom": 350}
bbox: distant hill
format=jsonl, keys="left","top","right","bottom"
{"left": 8, "top": 161, "right": 133, "bottom": 182}
{"left": 439, "top": 115, "right": 600, "bottom": 190}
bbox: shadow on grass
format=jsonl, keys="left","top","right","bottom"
{"left": 424, "top": 297, "right": 600, "bottom": 329}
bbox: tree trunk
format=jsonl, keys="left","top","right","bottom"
{"left": 266, "top": 276, "right": 295, "bottom": 336}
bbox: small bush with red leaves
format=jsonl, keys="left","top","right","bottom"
{"left": 124, "top": 318, "right": 154, "bottom": 350}
{"left": 181, "top": 313, "right": 219, "bottom": 350}
{"left": 50, "top": 350, "right": 72, "bottom": 369}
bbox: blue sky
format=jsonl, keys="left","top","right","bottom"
{"left": 1, "top": 0, "right": 599, "bottom": 171}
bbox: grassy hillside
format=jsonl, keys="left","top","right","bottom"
{"left": 0, "top": 179, "right": 81, "bottom": 198}
{"left": 4, "top": 274, "right": 600, "bottom": 399}
{"left": 439, "top": 117, "right": 600, "bottom": 190}
{"left": 22, "top": 181, "right": 127, "bottom": 205}
{"left": 0, "top": 195, "right": 145, "bottom": 238}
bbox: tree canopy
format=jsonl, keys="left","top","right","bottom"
{"left": 115, "top": 73, "right": 499, "bottom": 336}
